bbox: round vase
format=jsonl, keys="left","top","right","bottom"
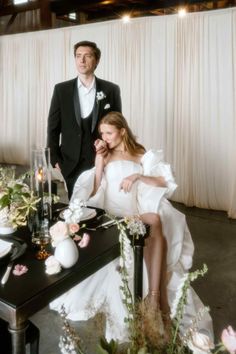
{"left": 54, "top": 237, "right": 79, "bottom": 268}
{"left": 0, "top": 223, "right": 16, "bottom": 235}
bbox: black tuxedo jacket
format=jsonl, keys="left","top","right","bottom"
{"left": 47, "top": 76, "right": 122, "bottom": 179}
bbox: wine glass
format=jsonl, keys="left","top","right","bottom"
{"left": 34, "top": 233, "right": 51, "bottom": 260}
{"left": 32, "top": 219, "right": 51, "bottom": 260}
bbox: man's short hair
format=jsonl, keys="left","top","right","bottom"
{"left": 73, "top": 41, "right": 101, "bottom": 61}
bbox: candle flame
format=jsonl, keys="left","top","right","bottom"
{"left": 37, "top": 168, "right": 43, "bottom": 182}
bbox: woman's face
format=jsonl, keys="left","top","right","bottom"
{"left": 100, "top": 123, "right": 124, "bottom": 149}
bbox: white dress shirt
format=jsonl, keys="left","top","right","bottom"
{"left": 77, "top": 77, "right": 96, "bottom": 119}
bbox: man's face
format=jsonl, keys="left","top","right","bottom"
{"left": 75, "top": 46, "right": 98, "bottom": 76}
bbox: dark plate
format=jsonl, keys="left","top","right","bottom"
{"left": 0, "top": 237, "right": 27, "bottom": 267}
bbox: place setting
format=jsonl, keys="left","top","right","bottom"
{"left": 55, "top": 202, "right": 118, "bottom": 231}
{"left": 0, "top": 236, "right": 27, "bottom": 285}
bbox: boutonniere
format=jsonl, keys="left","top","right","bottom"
{"left": 96, "top": 91, "right": 106, "bottom": 102}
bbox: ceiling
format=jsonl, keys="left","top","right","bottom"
{"left": 0, "top": 0, "right": 235, "bottom": 35}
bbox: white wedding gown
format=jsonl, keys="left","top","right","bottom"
{"left": 50, "top": 150, "right": 213, "bottom": 342}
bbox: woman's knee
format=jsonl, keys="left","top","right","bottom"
{"left": 141, "top": 212, "right": 162, "bottom": 227}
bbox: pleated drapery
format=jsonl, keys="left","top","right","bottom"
{"left": 0, "top": 8, "right": 236, "bottom": 217}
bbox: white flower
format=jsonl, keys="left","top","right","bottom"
{"left": 96, "top": 91, "right": 106, "bottom": 101}
{"left": 126, "top": 217, "right": 146, "bottom": 236}
{"left": 50, "top": 221, "right": 69, "bottom": 247}
{"left": 65, "top": 198, "right": 84, "bottom": 223}
{"left": 187, "top": 330, "right": 214, "bottom": 354}
{"left": 170, "top": 273, "right": 188, "bottom": 319}
{"left": 45, "top": 255, "right": 62, "bottom": 275}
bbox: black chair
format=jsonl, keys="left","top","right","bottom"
{"left": 0, "top": 319, "right": 40, "bottom": 354}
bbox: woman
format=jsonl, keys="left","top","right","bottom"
{"left": 50, "top": 112, "right": 213, "bottom": 342}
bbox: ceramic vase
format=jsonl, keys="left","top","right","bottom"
{"left": 0, "top": 223, "right": 16, "bottom": 235}
{"left": 54, "top": 237, "right": 79, "bottom": 268}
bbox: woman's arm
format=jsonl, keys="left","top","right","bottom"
{"left": 90, "top": 153, "right": 106, "bottom": 196}
{"left": 120, "top": 173, "right": 167, "bottom": 193}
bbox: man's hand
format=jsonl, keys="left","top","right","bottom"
{"left": 55, "top": 163, "right": 61, "bottom": 171}
{"left": 94, "top": 139, "right": 108, "bottom": 157}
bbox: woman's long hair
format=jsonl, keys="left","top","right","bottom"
{"left": 99, "top": 112, "right": 145, "bottom": 155}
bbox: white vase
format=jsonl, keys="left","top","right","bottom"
{"left": 0, "top": 223, "right": 16, "bottom": 235}
{"left": 54, "top": 237, "right": 79, "bottom": 268}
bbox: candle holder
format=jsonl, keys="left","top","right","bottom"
{"left": 30, "top": 148, "right": 52, "bottom": 258}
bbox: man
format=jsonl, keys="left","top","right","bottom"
{"left": 47, "top": 41, "right": 122, "bottom": 198}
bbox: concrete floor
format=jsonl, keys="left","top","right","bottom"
{"left": 22, "top": 180, "right": 236, "bottom": 353}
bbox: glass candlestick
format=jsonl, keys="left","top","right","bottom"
{"left": 30, "top": 147, "right": 52, "bottom": 257}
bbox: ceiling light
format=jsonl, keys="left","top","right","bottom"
{"left": 122, "top": 15, "right": 130, "bottom": 23}
{"left": 69, "top": 13, "right": 76, "bottom": 20}
{"left": 178, "top": 8, "right": 187, "bottom": 17}
{"left": 14, "top": 0, "right": 28, "bottom": 4}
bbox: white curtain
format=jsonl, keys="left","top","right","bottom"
{"left": 0, "top": 8, "right": 236, "bottom": 217}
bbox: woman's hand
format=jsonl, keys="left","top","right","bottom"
{"left": 94, "top": 139, "right": 108, "bottom": 157}
{"left": 120, "top": 173, "right": 140, "bottom": 193}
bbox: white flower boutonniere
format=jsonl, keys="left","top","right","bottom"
{"left": 96, "top": 91, "right": 106, "bottom": 102}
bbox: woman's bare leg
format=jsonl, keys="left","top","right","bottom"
{"left": 140, "top": 213, "right": 169, "bottom": 314}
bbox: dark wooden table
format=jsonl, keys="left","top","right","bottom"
{"left": 0, "top": 212, "right": 120, "bottom": 354}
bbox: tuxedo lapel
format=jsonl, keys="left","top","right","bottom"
{"left": 73, "top": 78, "right": 82, "bottom": 129}
{"left": 91, "top": 77, "right": 100, "bottom": 132}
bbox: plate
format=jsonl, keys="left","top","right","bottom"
{"left": 59, "top": 207, "right": 97, "bottom": 222}
{"left": 0, "top": 237, "right": 27, "bottom": 267}
{"left": 0, "top": 239, "right": 12, "bottom": 258}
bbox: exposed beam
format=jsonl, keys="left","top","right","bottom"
{"left": 0, "top": 1, "right": 40, "bottom": 16}
{"left": 40, "top": 0, "right": 52, "bottom": 29}
{"left": 50, "top": 0, "right": 209, "bottom": 17}
{"left": 6, "top": 12, "right": 17, "bottom": 30}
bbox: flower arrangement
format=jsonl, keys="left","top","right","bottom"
{"left": 0, "top": 167, "right": 40, "bottom": 228}
{"left": 49, "top": 221, "right": 90, "bottom": 249}
{"left": 57, "top": 216, "right": 236, "bottom": 354}
{"left": 63, "top": 198, "right": 86, "bottom": 224}
{"left": 45, "top": 199, "right": 90, "bottom": 275}
{"left": 59, "top": 305, "right": 86, "bottom": 354}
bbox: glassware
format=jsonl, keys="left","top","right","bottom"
{"left": 32, "top": 219, "right": 51, "bottom": 260}
{"left": 30, "top": 147, "right": 52, "bottom": 259}
{"left": 34, "top": 235, "right": 51, "bottom": 260}
{"left": 30, "top": 147, "right": 52, "bottom": 221}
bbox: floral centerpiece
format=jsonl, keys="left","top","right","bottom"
{"left": 0, "top": 167, "right": 40, "bottom": 231}
{"left": 45, "top": 198, "right": 90, "bottom": 274}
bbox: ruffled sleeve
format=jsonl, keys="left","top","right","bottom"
{"left": 137, "top": 150, "right": 177, "bottom": 214}
{"left": 141, "top": 149, "right": 177, "bottom": 198}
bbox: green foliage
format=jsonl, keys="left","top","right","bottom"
{"left": 96, "top": 336, "right": 119, "bottom": 354}
{"left": 0, "top": 168, "right": 40, "bottom": 227}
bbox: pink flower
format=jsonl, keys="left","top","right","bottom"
{"left": 69, "top": 223, "right": 80, "bottom": 234}
{"left": 221, "top": 326, "right": 236, "bottom": 354}
{"left": 78, "top": 233, "right": 90, "bottom": 248}
{"left": 13, "top": 264, "right": 28, "bottom": 276}
{"left": 50, "top": 221, "right": 69, "bottom": 247}
{"left": 73, "top": 235, "right": 82, "bottom": 241}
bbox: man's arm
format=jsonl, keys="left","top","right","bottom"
{"left": 112, "top": 85, "right": 122, "bottom": 113}
{"left": 47, "top": 86, "right": 62, "bottom": 168}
